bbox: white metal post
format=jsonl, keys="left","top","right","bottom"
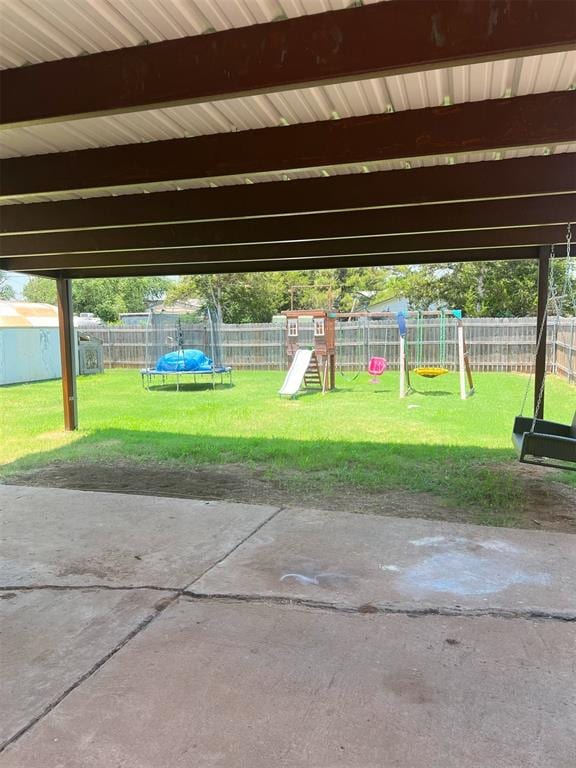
{"left": 399, "top": 334, "right": 407, "bottom": 398}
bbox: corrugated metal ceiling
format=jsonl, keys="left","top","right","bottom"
{"left": 0, "top": 0, "right": 574, "bottom": 204}
{"left": 3, "top": 144, "right": 575, "bottom": 205}
{"left": 0, "top": 0, "right": 382, "bottom": 69}
{"left": 1, "top": 51, "right": 574, "bottom": 159}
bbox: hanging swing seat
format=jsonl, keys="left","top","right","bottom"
{"left": 368, "top": 357, "right": 388, "bottom": 376}
{"left": 512, "top": 414, "right": 576, "bottom": 471}
{"left": 413, "top": 367, "right": 450, "bottom": 379}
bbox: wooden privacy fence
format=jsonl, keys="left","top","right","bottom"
{"left": 86, "top": 316, "right": 576, "bottom": 382}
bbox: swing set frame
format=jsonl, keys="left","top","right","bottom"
{"left": 399, "top": 310, "right": 474, "bottom": 400}
{"left": 338, "top": 310, "right": 474, "bottom": 399}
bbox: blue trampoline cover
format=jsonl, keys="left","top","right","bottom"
{"left": 156, "top": 348, "right": 213, "bottom": 372}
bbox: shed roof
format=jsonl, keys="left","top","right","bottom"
{"left": 0, "top": 301, "right": 59, "bottom": 327}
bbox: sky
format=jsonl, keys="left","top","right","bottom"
{"left": 4, "top": 271, "right": 29, "bottom": 299}
{"left": 3, "top": 272, "right": 183, "bottom": 301}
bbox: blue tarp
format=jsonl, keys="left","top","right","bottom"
{"left": 156, "top": 348, "right": 214, "bottom": 372}
{"left": 397, "top": 311, "right": 407, "bottom": 337}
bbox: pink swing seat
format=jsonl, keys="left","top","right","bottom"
{"left": 368, "top": 356, "right": 388, "bottom": 380}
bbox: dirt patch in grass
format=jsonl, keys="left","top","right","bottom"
{"left": 496, "top": 462, "right": 576, "bottom": 532}
{"left": 4, "top": 459, "right": 575, "bottom": 533}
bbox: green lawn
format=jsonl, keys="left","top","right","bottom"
{"left": 1, "top": 369, "right": 574, "bottom": 521}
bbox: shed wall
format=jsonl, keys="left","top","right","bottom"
{"left": 0, "top": 327, "right": 61, "bottom": 385}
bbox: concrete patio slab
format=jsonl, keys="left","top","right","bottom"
{"left": 0, "top": 485, "right": 277, "bottom": 589}
{"left": 0, "top": 587, "right": 167, "bottom": 747}
{"left": 193, "top": 507, "right": 576, "bottom": 617}
{"left": 2, "top": 598, "right": 574, "bottom": 768}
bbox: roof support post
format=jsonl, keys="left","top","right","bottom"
{"left": 534, "top": 246, "right": 550, "bottom": 419}
{"left": 56, "top": 277, "right": 78, "bottom": 431}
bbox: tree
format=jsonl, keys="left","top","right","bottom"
{"left": 23, "top": 277, "right": 57, "bottom": 304}
{"left": 167, "top": 268, "right": 391, "bottom": 322}
{"left": 390, "top": 260, "right": 576, "bottom": 317}
{"left": 0, "top": 271, "right": 15, "bottom": 300}
{"left": 23, "top": 276, "right": 169, "bottom": 322}
{"left": 168, "top": 273, "right": 286, "bottom": 323}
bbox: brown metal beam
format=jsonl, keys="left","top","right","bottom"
{"left": 56, "top": 277, "right": 78, "bottom": 431}
{"left": 32, "top": 247, "right": 539, "bottom": 280}
{"left": 2, "top": 0, "right": 574, "bottom": 128}
{"left": 3, "top": 227, "right": 561, "bottom": 274}
{"left": 2, "top": 91, "right": 575, "bottom": 200}
{"left": 2, "top": 196, "right": 574, "bottom": 258}
{"left": 2, "top": 155, "right": 574, "bottom": 236}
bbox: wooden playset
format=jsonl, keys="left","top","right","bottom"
{"left": 278, "top": 307, "right": 474, "bottom": 400}
{"left": 280, "top": 309, "right": 336, "bottom": 394}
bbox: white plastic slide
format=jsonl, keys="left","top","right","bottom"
{"left": 279, "top": 348, "right": 314, "bottom": 396}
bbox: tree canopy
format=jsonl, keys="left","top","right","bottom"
{"left": 23, "top": 276, "right": 169, "bottom": 322}
{"left": 19, "top": 258, "right": 575, "bottom": 324}
{"left": 166, "top": 267, "right": 387, "bottom": 323}
{"left": 388, "top": 260, "right": 575, "bottom": 317}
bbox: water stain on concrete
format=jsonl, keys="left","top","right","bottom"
{"left": 280, "top": 569, "right": 350, "bottom": 588}
{"left": 399, "top": 536, "right": 551, "bottom": 597}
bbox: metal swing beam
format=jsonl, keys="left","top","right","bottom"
{"left": 398, "top": 311, "right": 473, "bottom": 399}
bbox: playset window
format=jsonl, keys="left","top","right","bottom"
{"left": 287, "top": 318, "right": 298, "bottom": 337}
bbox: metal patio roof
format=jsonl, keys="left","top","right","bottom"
{"left": 0, "top": 0, "right": 382, "bottom": 69}
{"left": 0, "top": 0, "right": 574, "bottom": 269}
{"left": 0, "top": 0, "right": 574, "bottom": 197}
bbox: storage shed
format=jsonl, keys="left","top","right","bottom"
{"left": 0, "top": 301, "right": 103, "bottom": 385}
{"left": 0, "top": 302, "right": 61, "bottom": 385}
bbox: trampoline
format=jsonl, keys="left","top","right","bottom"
{"left": 140, "top": 365, "right": 232, "bottom": 391}
{"left": 140, "top": 302, "right": 232, "bottom": 392}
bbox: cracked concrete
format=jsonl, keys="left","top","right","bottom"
{"left": 0, "top": 587, "right": 172, "bottom": 746}
{"left": 0, "top": 485, "right": 278, "bottom": 588}
{"left": 192, "top": 506, "right": 576, "bottom": 618}
{"left": 183, "top": 590, "right": 576, "bottom": 622}
{"left": 2, "top": 599, "right": 575, "bottom": 768}
{"left": 1, "top": 486, "right": 575, "bottom": 766}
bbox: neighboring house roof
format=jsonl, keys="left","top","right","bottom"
{"left": 149, "top": 299, "right": 203, "bottom": 314}
{"left": 368, "top": 293, "right": 408, "bottom": 308}
{"left": 370, "top": 290, "right": 401, "bottom": 304}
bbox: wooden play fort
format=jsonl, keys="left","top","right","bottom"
{"left": 279, "top": 310, "right": 336, "bottom": 396}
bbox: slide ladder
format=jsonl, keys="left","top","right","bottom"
{"left": 279, "top": 349, "right": 323, "bottom": 397}
{"left": 303, "top": 353, "right": 323, "bottom": 389}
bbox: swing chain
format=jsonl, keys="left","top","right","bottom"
{"left": 519, "top": 247, "right": 554, "bottom": 420}
{"left": 565, "top": 223, "right": 576, "bottom": 312}
{"left": 530, "top": 223, "right": 573, "bottom": 429}
{"left": 563, "top": 223, "right": 573, "bottom": 309}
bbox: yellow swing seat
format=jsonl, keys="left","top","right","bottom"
{"left": 413, "top": 367, "right": 450, "bottom": 379}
